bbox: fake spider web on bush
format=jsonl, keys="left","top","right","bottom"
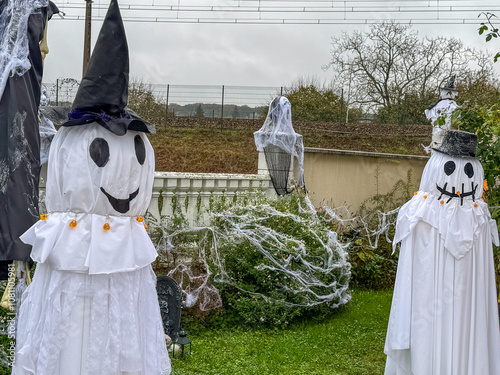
{"left": 146, "top": 192, "right": 400, "bottom": 314}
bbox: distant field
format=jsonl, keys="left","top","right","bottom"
{"left": 148, "top": 119, "right": 431, "bottom": 174}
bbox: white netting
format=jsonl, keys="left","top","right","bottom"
{"left": 0, "top": 0, "right": 48, "bottom": 99}
{"left": 39, "top": 85, "right": 57, "bottom": 164}
{"left": 147, "top": 193, "right": 400, "bottom": 312}
{"left": 254, "top": 96, "right": 305, "bottom": 188}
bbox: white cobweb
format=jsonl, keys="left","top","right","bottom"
{"left": 39, "top": 85, "right": 57, "bottom": 164}
{"left": 0, "top": 0, "right": 48, "bottom": 99}
{"left": 147, "top": 193, "right": 400, "bottom": 312}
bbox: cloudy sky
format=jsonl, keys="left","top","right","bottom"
{"left": 43, "top": 0, "right": 500, "bottom": 90}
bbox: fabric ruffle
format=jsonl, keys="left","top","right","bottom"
{"left": 20, "top": 212, "right": 158, "bottom": 274}
{"left": 393, "top": 191, "right": 499, "bottom": 259}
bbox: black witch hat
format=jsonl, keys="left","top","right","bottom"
{"left": 63, "top": 0, "right": 155, "bottom": 135}
{"left": 440, "top": 75, "right": 458, "bottom": 92}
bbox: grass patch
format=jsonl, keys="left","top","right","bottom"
{"left": 149, "top": 127, "right": 429, "bottom": 174}
{"left": 172, "top": 289, "right": 392, "bottom": 375}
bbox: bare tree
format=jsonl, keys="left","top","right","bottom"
{"left": 325, "top": 21, "right": 495, "bottom": 115}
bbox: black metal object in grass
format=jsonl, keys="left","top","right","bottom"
{"left": 173, "top": 329, "right": 192, "bottom": 360}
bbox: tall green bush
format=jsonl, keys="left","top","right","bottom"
{"left": 206, "top": 192, "right": 352, "bottom": 327}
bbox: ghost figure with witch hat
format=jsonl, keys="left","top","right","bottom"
{"left": 12, "top": 1, "right": 171, "bottom": 374}
{"left": 384, "top": 129, "right": 500, "bottom": 375}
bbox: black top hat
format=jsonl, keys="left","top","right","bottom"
{"left": 62, "top": 0, "right": 155, "bottom": 135}
{"left": 432, "top": 130, "right": 477, "bottom": 157}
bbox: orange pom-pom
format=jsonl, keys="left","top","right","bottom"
{"left": 103, "top": 223, "right": 110, "bottom": 231}
{"left": 414, "top": 192, "right": 418, "bottom": 196}
{"left": 40, "top": 214, "right": 48, "bottom": 221}
{"left": 474, "top": 203, "right": 478, "bottom": 208}
{"left": 69, "top": 219, "right": 77, "bottom": 228}
{"left": 440, "top": 200, "right": 444, "bottom": 205}
{"left": 136, "top": 216, "right": 144, "bottom": 223}
{"left": 423, "top": 196, "right": 427, "bottom": 199}
{"left": 144, "top": 223, "right": 149, "bottom": 231}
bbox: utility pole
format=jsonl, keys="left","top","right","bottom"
{"left": 82, "top": 0, "right": 92, "bottom": 77}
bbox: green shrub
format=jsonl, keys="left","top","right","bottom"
{"left": 348, "top": 170, "right": 416, "bottom": 290}
{"left": 206, "top": 192, "right": 351, "bottom": 327}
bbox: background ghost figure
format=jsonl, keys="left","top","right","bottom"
{"left": 384, "top": 130, "right": 500, "bottom": 375}
{"left": 254, "top": 96, "right": 305, "bottom": 195}
{"left": 425, "top": 76, "right": 459, "bottom": 148}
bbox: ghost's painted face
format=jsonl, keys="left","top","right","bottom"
{"left": 89, "top": 134, "right": 146, "bottom": 213}
{"left": 436, "top": 159, "right": 477, "bottom": 204}
{"left": 46, "top": 124, "right": 155, "bottom": 216}
{"left": 420, "top": 152, "right": 484, "bottom": 205}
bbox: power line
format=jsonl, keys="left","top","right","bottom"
{"left": 57, "top": 4, "right": 500, "bottom": 13}
{"left": 53, "top": 0, "right": 498, "bottom": 25}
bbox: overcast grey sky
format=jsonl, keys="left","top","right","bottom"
{"left": 43, "top": 1, "right": 500, "bottom": 88}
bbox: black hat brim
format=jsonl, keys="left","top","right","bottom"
{"left": 431, "top": 147, "right": 475, "bottom": 158}
{"left": 62, "top": 110, "right": 156, "bottom": 136}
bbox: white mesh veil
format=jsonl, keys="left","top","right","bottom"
{"left": 254, "top": 96, "right": 305, "bottom": 189}
{"left": 39, "top": 85, "right": 57, "bottom": 164}
{"left": 0, "top": 0, "right": 48, "bottom": 99}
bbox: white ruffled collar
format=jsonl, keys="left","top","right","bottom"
{"left": 394, "top": 191, "right": 499, "bottom": 259}
{"left": 21, "top": 212, "right": 157, "bottom": 274}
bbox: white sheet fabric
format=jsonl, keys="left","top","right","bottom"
{"left": 13, "top": 125, "right": 171, "bottom": 374}
{"left": 385, "top": 170, "right": 500, "bottom": 373}
{"left": 45, "top": 124, "right": 154, "bottom": 217}
{"left": 13, "top": 264, "right": 171, "bottom": 375}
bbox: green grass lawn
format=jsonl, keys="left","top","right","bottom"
{"left": 172, "top": 289, "right": 393, "bottom": 375}
{"left": 0, "top": 289, "right": 393, "bottom": 374}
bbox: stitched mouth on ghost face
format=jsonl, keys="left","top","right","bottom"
{"left": 436, "top": 182, "right": 477, "bottom": 205}
{"left": 100, "top": 187, "right": 139, "bottom": 214}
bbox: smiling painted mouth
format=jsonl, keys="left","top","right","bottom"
{"left": 100, "top": 187, "right": 139, "bottom": 213}
{"left": 436, "top": 182, "right": 477, "bottom": 205}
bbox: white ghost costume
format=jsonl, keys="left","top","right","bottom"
{"left": 13, "top": 124, "right": 171, "bottom": 375}
{"left": 384, "top": 151, "right": 500, "bottom": 374}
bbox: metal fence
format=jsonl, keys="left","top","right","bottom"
{"left": 43, "top": 80, "right": 285, "bottom": 119}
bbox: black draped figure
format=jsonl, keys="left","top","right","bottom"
{"left": 0, "top": 3, "right": 53, "bottom": 277}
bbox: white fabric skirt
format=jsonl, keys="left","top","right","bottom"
{"left": 385, "top": 222, "right": 500, "bottom": 375}
{"left": 12, "top": 263, "right": 171, "bottom": 375}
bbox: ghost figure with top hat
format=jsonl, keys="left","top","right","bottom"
{"left": 425, "top": 75, "right": 459, "bottom": 148}
{"left": 12, "top": 1, "right": 171, "bottom": 374}
{"left": 384, "top": 129, "right": 500, "bottom": 375}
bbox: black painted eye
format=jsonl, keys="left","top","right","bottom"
{"left": 444, "top": 161, "right": 455, "bottom": 176}
{"left": 134, "top": 135, "right": 146, "bottom": 165}
{"left": 464, "top": 162, "right": 474, "bottom": 178}
{"left": 89, "top": 138, "right": 109, "bottom": 167}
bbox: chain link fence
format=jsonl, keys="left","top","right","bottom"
{"left": 43, "top": 80, "right": 286, "bottom": 120}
